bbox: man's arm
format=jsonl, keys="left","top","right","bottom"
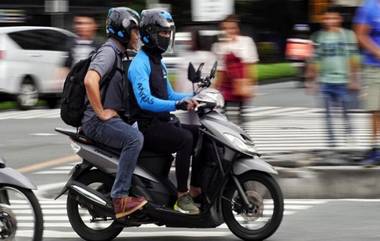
{"left": 128, "top": 59, "right": 177, "bottom": 112}
{"left": 355, "top": 24, "right": 380, "bottom": 60}
{"left": 84, "top": 70, "right": 117, "bottom": 121}
{"left": 305, "top": 60, "right": 319, "bottom": 94}
{"left": 305, "top": 32, "right": 321, "bottom": 91}
{"left": 83, "top": 46, "right": 118, "bottom": 121}
{"left": 347, "top": 30, "right": 361, "bottom": 90}
{"left": 166, "top": 79, "right": 193, "bottom": 101}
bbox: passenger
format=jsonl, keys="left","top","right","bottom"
{"left": 81, "top": 7, "right": 147, "bottom": 219}
{"left": 128, "top": 9, "right": 201, "bottom": 215}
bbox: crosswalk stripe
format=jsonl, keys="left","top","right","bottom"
{"left": 52, "top": 166, "right": 76, "bottom": 170}
{"left": 242, "top": 107, "right": 310, "bottom": 116}
{"left": 34, "top": 170, "right": 71, "bottom": 175}
{"left": 18, "top": 230, "right": 233, "bottom": 238}
{"left": 6, "top": 197, "right": 343, "bottom": 238}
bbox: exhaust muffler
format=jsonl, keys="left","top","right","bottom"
{"left": 67, "top": 181, "right": 114, "bottom": 215}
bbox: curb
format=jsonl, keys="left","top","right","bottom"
{"left": 276, "top": 166, "right": 380, "bottom": 198}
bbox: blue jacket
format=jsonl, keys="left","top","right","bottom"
{"left": 128, "top": 48, "right": 192, "bottom": 121}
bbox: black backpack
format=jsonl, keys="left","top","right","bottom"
{"left": 60, "top": 45, "right": 118, "bottom": 127}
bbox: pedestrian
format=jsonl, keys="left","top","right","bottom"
{"left": 306, "top": 5, "right": 360, "bottom": 148}
{"left": 176, "top": 29, "right": 216, "bottom": 93}
{"left": 57, "top": 14, "right": 101, "bottom": 88}
{"left": 81, "top": 7, "right": 147, "bottom": 219}
{"left": 354, "top": 0, "right": 380, "bottom": 165}
{"left": 65, "top": 14, "right": 101, "bottom": 68}
{"left": 211, "top": 14, "right": 259, "bottom": 126}
{"left": 175, "top": 28, "right": 216, "bottom": 125}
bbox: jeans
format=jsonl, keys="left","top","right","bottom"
{"left": 140, "top": 120, "right": 200, "bottom": 193}
{"left": 82, "top": 117, "right": 144, "bottom": 198}
{"left": 321, "top": 83, "right": 352, "bottom": 146}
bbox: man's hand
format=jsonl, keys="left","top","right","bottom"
{"left": 189, "top": 99, "right": 199, "bottom": 110}
{"left": 98, "top": 109, "right": 118, "bottom": 121}
{"left": 176, "top": 99, "right": 198, "bottom": 111}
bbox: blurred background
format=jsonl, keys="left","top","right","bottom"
{"left": 0, "top": 0, "right": 362, "bottom": 109}
{"left": 0, "top": 0, "right": 373, "bottom": 159}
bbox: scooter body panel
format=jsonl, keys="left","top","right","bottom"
{"left": 0, "top": 166, "right": 36, "bottom": 190}
{"left": 233, "top": 157, "right": 278, "bottom": 176}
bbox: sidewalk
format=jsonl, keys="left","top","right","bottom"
{"left": 263, "top": 150, "right": 380, "bottom": 199}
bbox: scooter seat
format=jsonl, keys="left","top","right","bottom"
{"left": 55, "top": 128, "right": 173, "bottom": 176}
{"left": 55, "top": 128, "right": 93, "bottom": 144}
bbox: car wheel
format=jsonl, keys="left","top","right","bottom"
{"left": 17, "top": 77, "right": 38, "bottom": 110}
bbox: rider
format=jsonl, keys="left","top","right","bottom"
{"left": 81, "top": 7, "right": 147, "bottom": 219}
{"left": 128, "top": 9, "right": 201, "bottom": 215}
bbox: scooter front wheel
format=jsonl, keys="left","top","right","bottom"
{"left": 221, "top": 171, "right": 284, "bottom": 241}
{"left": 66, "top": 170, "right": 123, "bottom": 241}
{"left": 0, "top": 185, "right": 44, "bottom": 241}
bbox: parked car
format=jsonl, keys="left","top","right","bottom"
{"left": 0, "top": 26, "right": 76, "bottom": 109}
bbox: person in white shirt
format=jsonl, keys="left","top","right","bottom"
{"left": 211, "top": 14, "right": 259, "bottom": 126}
{"left": 176, "top": 29, "right": 216, "bottom": 93}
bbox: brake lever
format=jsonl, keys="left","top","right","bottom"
{"left": 194, "top": 103, "right": 207, "bottom": 112}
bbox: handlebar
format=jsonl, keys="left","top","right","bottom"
{"left": 194, "top": 101, "right": 216, "bottom": 112}
{"left": 197, "top": 77, "right": 211, "bottom": 89}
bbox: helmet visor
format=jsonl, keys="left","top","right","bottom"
{"left": 167, "top": 24, "right": 176, "bottom": 54}
{"left": 159, "top": 24, "right": 175, "bottom": 54}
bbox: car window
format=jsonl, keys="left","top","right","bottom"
{"left": 8, "top": 29, "right": 70, "bottom": 51}
{"left": 39, "top": 30, "right": 70, "bottom": 51}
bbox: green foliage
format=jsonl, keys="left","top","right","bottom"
{"left": 256, "top": 63, "right": 297, "bottom": 81}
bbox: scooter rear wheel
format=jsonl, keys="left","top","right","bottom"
{"left": 66, "top": 170, "right": 123, "bottom": 241}
{"left": 221, "top": 171, "right": 284, "bottom": 241}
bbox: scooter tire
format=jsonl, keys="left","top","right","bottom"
{"left": 66, "top": 170, "right": 123, "bottom": 241}
{"left": 221, "top": 171, "right": 284, "bottom": 241}
{"left": 0, "top": 185, "right": 44, "bottom": 241}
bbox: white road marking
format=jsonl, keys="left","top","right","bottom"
{"left": 18, "top": 230, "right": 233, "bottom": 238}
{"left": 34, "top": 170, "right": 71, "bottom": 175}
{"left": 29, "top": 133, "right": 57, "bottom": 136}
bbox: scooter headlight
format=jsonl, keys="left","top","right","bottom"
{"left": 224, "top": 133, "right": 257, "bottom": 155}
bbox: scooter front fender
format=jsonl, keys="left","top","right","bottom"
{"left": 0, "top": 167, "right": 36, "bottom": 190}
{"left": 233, "top": 156, "right": 278, "bottom": 176}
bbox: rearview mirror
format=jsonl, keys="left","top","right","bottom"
{"left": 209, "top": 61, "right": 218, "bottom": 79}
{"left": 188, "top": 62, "right": 204, "bottom": 83}
{"left": 197, "top": 63, "right": 204, "bottom": 78}
{"left": 188, "top": 62, "right": 197, "bottom": 83}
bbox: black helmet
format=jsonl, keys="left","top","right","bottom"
{"left": 106, "top": 7, "right": 140, "bottom": 47}
{"left": 140, "top": 9, "right": 175, "bottom": 53}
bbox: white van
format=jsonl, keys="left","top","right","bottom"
{"left": 0, "top": 26, "right": 75, "bottom": 109}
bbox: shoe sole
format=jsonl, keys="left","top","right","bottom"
{"left": 115, "top": 200, "right": 148, "bottom": 219}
